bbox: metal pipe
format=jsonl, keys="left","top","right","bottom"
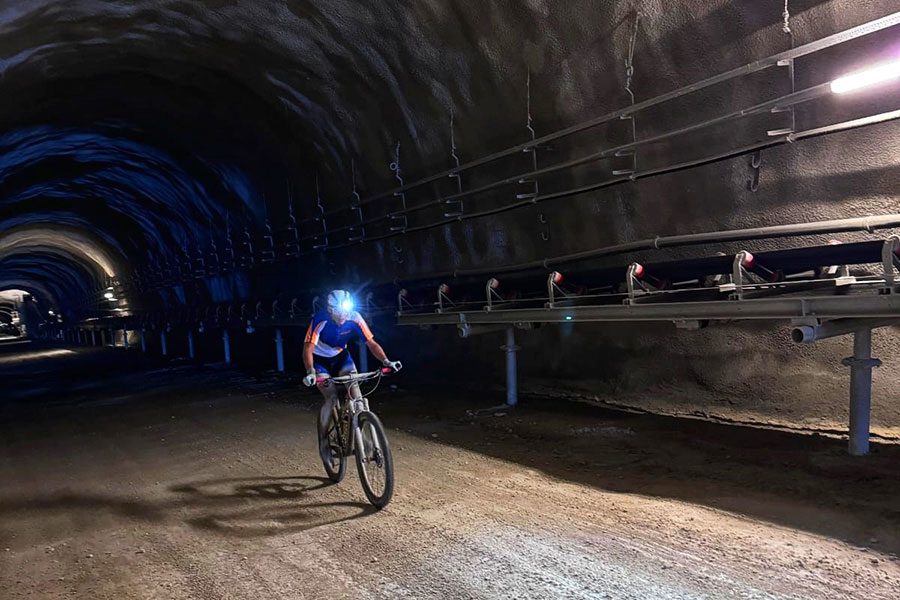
{"left": 398, "top": 294, "right": 900, "bottom": 326}
{"left": 122, "top": 328, "right": 129, "bottom": 350}
{"left": 301, "top": 84, "right": 833, "bottom": 244}
{"left": 844, "top": 328, "right": 881, "bottom": 456}
{"left": 792, "top": 318, "right": 898, "bottom": 343}
{"left": 160, "top": 330, "right": 168, "bottom": 357}
{"left": 91, "top": 330, "right": 96, "bottom": 346}
{"left": 140, "top": 328, "right": 147, "bottom": 353}
{"left": 275, "top": 328, "right": 285, "bottom": 372}
{"left": 504, "top": 326, "right": 518, "bottom": 407}
{"left": 417, "top": 211, "right": 900, "bottom": 282}
{"left": 188, "top": 329, "right": 195, "bottom": 360}
{"left": 298, "top": 12, "right": 900, "bottom": 225}
{"left": 330, "top": 107, "right": 900, "bottom": 253}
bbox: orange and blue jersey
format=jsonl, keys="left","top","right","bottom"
{"left": 304, "top": 310, "right": 374, "bottom": 359}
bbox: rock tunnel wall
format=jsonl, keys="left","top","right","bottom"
{"left": 1, "top": 0, "right": 900, "bottom": 431}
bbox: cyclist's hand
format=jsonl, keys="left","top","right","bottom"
{"left": 303, "top": 371, "right": 317, "bottom": 387}
{"left": 382, "top": 359, "right": 402, "bottom": 373}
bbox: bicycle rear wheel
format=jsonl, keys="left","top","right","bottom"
{"left": 354, "top": 411, "right": 394, "bottom": 508}
{"left": 317, "top": 410, "right": 346, "bottom": 483}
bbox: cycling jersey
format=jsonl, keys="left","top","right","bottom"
{"left": 304, "top": 310, "right": 374, "bottom": 358}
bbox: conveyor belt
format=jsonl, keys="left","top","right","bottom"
{"left": 396, "top": 238, "right": 900, "bottom": 325}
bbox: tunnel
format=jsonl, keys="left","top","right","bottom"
{"left": 2, "top": 1, "right": 900, "bottom": 597}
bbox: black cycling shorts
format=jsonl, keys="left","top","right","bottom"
{"left": 313, "top": 349, "right": 356, "bottom": 377}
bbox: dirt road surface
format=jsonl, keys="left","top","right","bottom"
{"left": 1, "top": 345, "right": 899, "bottom": 599}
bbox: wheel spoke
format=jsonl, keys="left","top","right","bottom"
{"left": 354, "top": 413, "right": 393, "bottom": 508}
{"left": 362, "top": 423, "right": 384, "bottom": 495}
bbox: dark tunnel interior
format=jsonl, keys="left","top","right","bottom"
{"left": 3, "top": 0, "right": 900, "bottom": 432}
{"left": 3, "top": 1, "right": 900, "bottom": 597}
{"left": 0, "top": 0, "right": 897, "bottom": 326}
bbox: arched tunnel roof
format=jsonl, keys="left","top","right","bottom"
{"left": 0, "top": 1, "right": 898, "bottom": 320}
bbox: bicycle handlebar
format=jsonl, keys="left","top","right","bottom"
{"left": 318, "top": 367, "right": 394, "bottom": 385}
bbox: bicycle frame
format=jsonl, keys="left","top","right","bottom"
{"left": 319, "top": 368, "right": 390, "bottom": 458}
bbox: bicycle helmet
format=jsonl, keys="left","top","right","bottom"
{"left": 326, "top": 289, "right": 354, "bottom": 318}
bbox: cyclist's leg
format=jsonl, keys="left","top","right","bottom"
{"left": 314, "top": 358, "right": 340, "bottom": 462}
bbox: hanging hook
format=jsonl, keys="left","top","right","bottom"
{"left": 518, "top": 67, "right": 540, "bottom": 201}
{"left": 445, "top": 106, "right": 464, "bottom": 217}
{"left": 389, "top": 141, "right": 403, "bottom": 186}
{"left": 525, "top": 68, "right": 536, "bottom": 142}
{"left": 782, "top": 0, "right": 792, "bottom": 35}
{"left": 624, "top": 12, "right": 641, "bottom": 105}
{"left": 348, "top": 159, "right": 366, "bottom": 242}
{"left": 389, "top": 142, "right": 408, "bottom": 232}
{"left": 748, "top": 150, "right": 762, "bottom": 192}
{"left": 312, "top": 173, "right": 329, "bottom": 250}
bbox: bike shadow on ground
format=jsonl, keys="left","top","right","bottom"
{"left": 168, "top": 475, "right": 377, "bottom": 538}
{"left": 0, "top": 476, "right": 376, "bottom": 544}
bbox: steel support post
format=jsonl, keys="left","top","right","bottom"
{"left": 357, "top": 339, "right": 368, "bottom": 373}
{"left": 503, "top": 326, "right": 519, "bottom": 406}
{"left": 188, "top": 330, "right": 195, "bottom": 360}
{"left": 91, "top": 330, "right": 97, "bottom": 346}
{"left": 108, "top": 329, "right": 115, "bottom": 347}
{"left": 160, "top": 330, "right": 168, "bottom": 357}
{"left": 223, "top": 330, "right": 231, "bottom": 364}
{"left": 842, "top": 327, "right": 881, "bottom": 456}
{"left": 274, "top": 328, "right": 285, "bottom": 372}
{"left": 140, "top": 329, "right": 147, "bottom": 353}
{"left": 122, "top": 329, "right": 129, "bottom": 350}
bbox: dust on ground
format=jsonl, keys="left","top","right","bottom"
{"left": 1, "top": 345, "right": 899, "bottom": 599}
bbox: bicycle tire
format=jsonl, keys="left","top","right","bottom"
{"left": 317, "top": 410, "right": 346, "bottom": 483}
{"left": 354, "top": 411, "right": 394, "bottom": 509}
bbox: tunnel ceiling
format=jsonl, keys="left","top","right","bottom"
{"left": 0, "top": 1, "right": 898, "bottom": 320}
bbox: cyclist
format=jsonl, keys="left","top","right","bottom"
{"left": 302, "top": 290, "right": 401, "bottom": 463}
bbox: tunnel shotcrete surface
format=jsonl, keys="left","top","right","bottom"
{"left": 2, "top": 1, "right": 900, "bottom": 427}
{"left": 3, "top": 1, "right": 900, "bottom": 597}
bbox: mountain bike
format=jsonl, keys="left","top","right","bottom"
{"left": 316, "top": 366, "right": 398, "bottom": 509}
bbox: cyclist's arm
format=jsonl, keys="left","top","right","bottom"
{"left": 365, "top": 338, "right": 390, "bottom": 364}
{"left": 302, "top": 342, "right": 315, "bottom": 373}
{"left": 303, "top": 318, "right": 325, "bottom": 373}
{"left": 352, "top": 312, "right": 390, "bottom": 364}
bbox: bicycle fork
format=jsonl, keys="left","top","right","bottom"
{"left": 349, "top": 399, "right": 384, "bottom": 462}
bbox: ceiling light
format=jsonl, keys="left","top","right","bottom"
{"left": 830, "top": 59, "right": 900, "bottom": 94}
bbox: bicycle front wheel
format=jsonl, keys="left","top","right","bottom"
{"left": 354, "top": 411, "right": 394, "bottom": 509}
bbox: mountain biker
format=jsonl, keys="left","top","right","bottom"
{"left": 302, "top": 290, "right": 401, "bottom": 463}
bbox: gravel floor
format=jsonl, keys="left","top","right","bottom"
{"left": 1, "top": 345, "right": 899, "bottom": 599}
